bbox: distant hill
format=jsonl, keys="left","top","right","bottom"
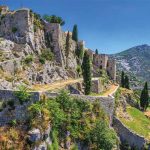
{"left": 112, "top": 44, "right": 150, "bottom": 88}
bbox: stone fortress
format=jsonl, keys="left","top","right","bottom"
{"left": 0, "top": 6, "right": 149, "bottom": 150}
{"left": 0, "top": 6, "right": 116, "bottom": 90}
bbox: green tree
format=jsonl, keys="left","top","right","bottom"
{"left": 82, "top": 51, "right": 92, "bottom": 95}
{"left": 76, "top": 45, "right": 84, "bottom": 60}
{"left": 124, "top": 75, "right": 130, "bottom": 89}
{"left": 66, "top": 31, "right": 70, "bottom": 58}
{"left": 43, "top": 15, "right": 65, "bottom": 26}
{"left": 121, "top": 71, "right": 125, "bottom": 88}
{"left": 72, "top": 24, "right": 78, "bottom": 42}
{"left": 89, "top": 121, "right": 117, "bottom": 150}
{"left": 95, "top": 49, "right": 98, "bottom": 55}
{"left": 140, "top": 82, "right": 149, "bottom": 111}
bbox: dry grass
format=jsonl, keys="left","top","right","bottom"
{"left": 31, "top": 78, "right": 83, "bottom": 92}
{"left": 0, "top": 127, "right": 28, "bottom": 150}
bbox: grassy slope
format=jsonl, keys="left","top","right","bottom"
{"left": 120, "top": 106, "right": 150, "bottom": 140}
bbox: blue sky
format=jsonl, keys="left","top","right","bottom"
{"left": 1, "top": 0, "right": 150, "bottom": 54}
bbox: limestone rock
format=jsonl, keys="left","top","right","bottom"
{"left": 28, "top": 128, "right": 41, "bottom": 142}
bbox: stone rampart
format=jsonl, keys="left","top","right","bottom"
{"left": 113, "top": 117, "right": 147, "bottom": 149}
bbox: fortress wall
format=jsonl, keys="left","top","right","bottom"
{"left": 107, "top": 59, "right": 116, "bottom": 81}
{"left": 0, "top": 89, "right": 40, "bottom": 126}
{"left": 45, "top": 23, "right": 77, "bottom": 71}
{"left": 113, "top": 117, "right": 147, "bottom": 149}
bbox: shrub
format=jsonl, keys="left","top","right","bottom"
{"left": 9, "top": 119, "right": 17, "bottom": 127}
{"left": 15, "top": 85, "right": 31, "bottom": 105}
{"left": 24, "top": 55, "right": 33, "bottom": 65}
{"left": 12, "top": 27, "right": 18, "bottom": 33}
{"left": 40, "top": 49, "right": 54, "bottom": 62}
{"left": 39, "top": 56, "right": 45, "bottom": 64}
{"left": 43, "top": 15, "right": 65, "bottom": 26}
{"left": 76, "top": 65, "right": 82, "bottom": 76}
{"left": 7, "top": 100, "right": 14, "bottom": 107}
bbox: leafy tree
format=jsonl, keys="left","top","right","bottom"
{"left": 140, "top": 82, "right": 149, "bottom": 111}
{"left": 95, "top": 49, "right": 98, "bottom": 55}
{"left": 43, "top": 15, "right": 65, "bottom": 26}
{"left": 89, "top": 121, "right": 117, "bottom": 150}
{"left": 124, "top": 75, "right": 130, "bottom": 89}
{"left": 121, "top": 71, "right": 125, "bottom": 88}
{"left": 82, "top": 51, "right": 92, "bottom": 95}
{"left": 72, "top": 24, "right": 78, "bottom": 42}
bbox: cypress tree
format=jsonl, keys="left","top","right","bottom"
{"left": 124, "top": 75, "right": 130, "bottom": 89}
{"left": 140, "top": 82, "right": 149, "bottom": 111}
{"left": 82, "top": 51, "right": 92, "bottom": 95}
{"left": 66, "top": 31, "right": 70, "bottom": 57}
{"left": 76, "top": 45, "right": 84, "bottom": 59}
{"left": 121, "top": 71, "right": 125, "bottom": 87}
{"left": 72, "top": 24, "right": 78, "bottom": 42}
{"left": 95, "top": 49, "right": 98, "bottom": 55}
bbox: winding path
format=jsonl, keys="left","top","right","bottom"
{"left": 31, "top": 78, "right": 119, "bottom": 97}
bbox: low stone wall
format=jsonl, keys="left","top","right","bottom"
{"left": 113, "top": 117, "right": 146, "bottom": 149}
{"left": 0, "top": 90, "right": 40, "bottom": 126}
{"left": 0, "top": 89, "right": 40, "bottom": 101}
{"left": 72, "top": 94, "right": 115, "bottom": 123}
{"left": 43, "top": 92, "right": 115, "bottom": 124}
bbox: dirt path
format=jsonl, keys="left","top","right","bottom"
{"left": 31, "top": 78, "right": 119, "bottom": 97}
{"left": 31, "top": 78, "right": 83, "bottom": 92}
{"left": 101, "top": 84, "right": 119, "bottom": 97}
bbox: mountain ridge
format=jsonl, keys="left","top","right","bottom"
{"left": 112, "top": 44, "right": 150, "bottom": 86}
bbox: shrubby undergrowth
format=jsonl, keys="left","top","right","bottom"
{"left": 28, "top": 90, "right": 118, "bottom": 150}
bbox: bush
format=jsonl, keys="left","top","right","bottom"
{"left": 24, "top": 55, "right": 33, "bottom": 65}
{"left": 9, "top": 119, "right": 17, "bottom": 127}
{"left": 40, "top": 49, "right": 54, "bottom": 62}
{"left": 15, "top": 85, "right": 31, "bottom": 105}
{"left": 39, "top": 56, "right": 45, "bottom": 64}
{"left": 43, "top": 15, "right": 65, "bottom": 26}
{"left": 12, "top": 27, "right": 18, "bottom": 33}
{"left": 7, "top": 100, "right": 14, "bottom": 107}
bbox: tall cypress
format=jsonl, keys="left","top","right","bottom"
{"left": 95, "top": 49, "right": 98, "bottom": 55}
{"left": 140, "top": 82, "right": 149, "bottom": 111}
{"left": 82, "top": 51, "right": 92, "bottom": 95}
{"left": 124, "top": 75, "right": 130, "bottom": 89}
{"left": 121, "top": 71, "right": 125, "bottom": 88}
{"left": 66, "top": 31, "right": 70, "bottom": 57}
{"left": 72, "top": 24, "right": 78, "bottom": 42}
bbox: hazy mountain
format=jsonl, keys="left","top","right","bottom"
{"left": 112, "top": 44, "right": 150, "bottom": 87}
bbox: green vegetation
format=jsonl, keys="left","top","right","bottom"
{"left": 95, "top": 49, "right": 98, "bottom": 54}
{"left": 65, "top": 31, "right": 70, "bottom": 58}
{"left": 23, "top": 55, "right": 33, "bottom": 65}
{"left": 76, "top": 45, "right": 84, "bottom": 61}
{"left": 121, "top": 71, "right": 125, "bottom": 88}
{"left": 0, "top": 101, "right": 6, "bottom": 112}
{"left": 119, "top": 106, "right": 150, "bottom": 140}
{"left": 121, "top": 71, "right": 130, "bottom": 89}
{"left": 30, "top": 10, "right": 43, "bottom": 31}
{"left": 72, "top": 24, "right": 78, "bottom": 42}
{"left": 76, "top": 65, "right": 82, "bottom": 77}
{"left": 28, "top": 91, "right": 117, "bottom": 149}
{"left": 140, "top": 82, "right": 149, "bottom": 111}
{"left": 82, "top": 51, "right": 92, "bottom": 95}
{"left": 12, "top": 27, "right": 18, "bottom": 33}
{"left": 43, "top": 15, "right": 65, "bottom": 26}
{"left": 39, "top": 48, "right": 54, "bottom": 63}
{"left": 15, "top": 85, "right": 31, "bottom": 105}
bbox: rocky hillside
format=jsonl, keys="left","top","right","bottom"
{"left": 0, "top": 8, "right": 81, "bottom": 89}
{"left": 112, "top": 44, "right": 150, "bottom": 87}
